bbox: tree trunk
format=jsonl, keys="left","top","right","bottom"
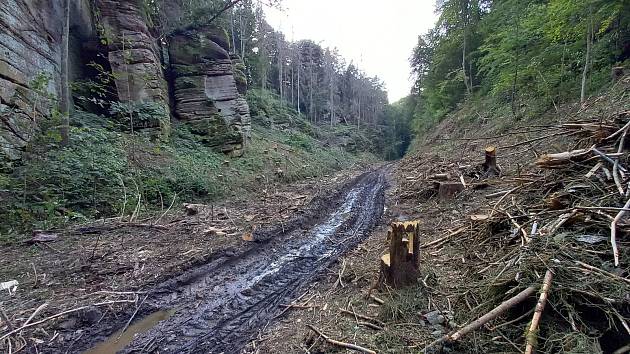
{"left": 277, "top": 36, "right": 283, "bottom": 103}
{"left": 59, "top": 0, "right": 70, "bottom": 146}
{"left": 290, "top": 57, "right": 294, "bottom": 106}
{"left": 330, "top": 79, "right": 334, "bottom": 127}
{"left": 239, "top": 6, "right": 245, "bottom": 59}
{"left": 510, "top": 10, "right": 520, "bottom": 115}
{"left": 580, "top": 17, "right": 592, "bottom": 104}
{"left": 357, "top": 95, "right": 361, "bottom": 129}
{"left": 230, "top": 8, "right": 236, "bottom": 52}
{"left": 461, "top": 0, "right": 471, "bottom": 95}
{"left": 462, "top": 35, "right": 471, "bottom": 95}
{"left": 309, "top": 59, "right": 314, "bottom": 122}
{"left": 482, "top": 146, "right": 500, "bottom": 176}
{"left": 297, "top": 56, "right": 301, "bottom": 115}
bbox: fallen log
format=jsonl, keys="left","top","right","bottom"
{"left": 535, "top": 149, "right": 590, "bottom": 168}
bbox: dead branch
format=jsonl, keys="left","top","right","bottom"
{"left": 339, "top": 308, "right": 385, "bottom": 327}
{"left": 610, "top": 197, "right": 630, "bottom": 266}
{"left": 422, "top": 286, "right": 537, "bottom": 352}
{"left": 524, "top": 269, "right": 553, "bottom": 354}
{"left": 613, "top": 126, "right": 629, "bottom": 196}
{"left": 575, "top": 261, "right": 630, "bottom": 285}
{"left": 0, "top": 306, "right": 15, "bottom": 332}
{"left": 306, "top": 324, "right": 377, "bottom": 354}
{"left": 535, "top": 149, "right": 590, "bottom": 168}
{"left": 420, "top": 227, "right": 467, "bottom": 248}
{"left": 156, "top": 193, "right": 178, "bottom": 224}
{"left": 22, "top": 303, "right": 48, "bottom": 328}
{"left": 118, "top": 294, "right": 148, "bottom": 340}
{"left": 499, "top": 131, "right": 571, "bottom": 149}
{"left": 592, "top": 147, "right": 628, "bottom": 173}
{"left": 370, "top": 294, "right": 385, "bottom": 305}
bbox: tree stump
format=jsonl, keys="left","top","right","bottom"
{"left": 482, "top": 146, "right": 500, "bottom": 176}
{"left": 380, "top": 221, "right": 420, "bottom": 287}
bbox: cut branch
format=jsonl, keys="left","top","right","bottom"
{"left": 422, "top": 286, "right": 537, "bottom": 352}
{"left": 610, "top": 197, "right": 630, "bottom": 267}
{"left": 524, "top": 269, "right": 553, "bottom": 354}
{"left": 306, "top": 324, "right": 376, "bottom": 354}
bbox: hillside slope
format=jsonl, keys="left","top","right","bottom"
{"left": 251, "top": 75, "right": 630, "bottom": 354}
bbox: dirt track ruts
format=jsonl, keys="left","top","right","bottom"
{"left": 82, "top": 169, "right": 386, "bottom": 354}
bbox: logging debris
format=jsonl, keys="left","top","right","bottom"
{"left": 393, "top": 103, "right": 630, "bottom": 353}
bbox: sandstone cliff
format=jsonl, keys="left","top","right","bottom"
{"left": 170, "top": 27, "right": 251, "bottom": 156}
{"left": 0, "top": 0, "right": 251, "bottom": 160}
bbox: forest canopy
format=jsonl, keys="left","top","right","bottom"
{"left": 408, "top": 0, "right": 629, "bottom": 132}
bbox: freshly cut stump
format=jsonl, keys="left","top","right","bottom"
{"left": 482, "top": 146, "right": 500, "bottom": 176}
{"left": 380, "top": 221, "right": 420, "bottom": 287}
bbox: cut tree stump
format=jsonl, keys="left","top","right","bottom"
{"left": 380, "top": 221, "right": 420, "bottom": 287}
{"left": 482, "top": 146, "right": 500, "bottom": 176}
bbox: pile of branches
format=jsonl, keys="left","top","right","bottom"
{"left": 422, "top": 111, "right": 630, "bottom": 353}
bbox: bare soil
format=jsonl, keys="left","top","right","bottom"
{"left": 0, "top": 167, "right": 385, "bottom": 353}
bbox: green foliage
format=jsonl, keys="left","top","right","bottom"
{"left": 408, "top": 0, "right": 629, "bottom": 135}
{"left": 71, "top": 62, "right": 117, "bottom": 109}
{"left": 110, "top": 102, "right": 170, "bottom": 131}
{"left": 378, "top": 97, "right": 414, "bottom": 160}
{"left": 1, "top": 126, "right": 128, "bottom": 233}
{"left": 247, "top": 88, "right": 299, "bottom": 126}
{"left": 0, "top": 89, "right": 377, "bottom": 237}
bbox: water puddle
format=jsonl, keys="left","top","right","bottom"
{"left": 84, "top": 309, "right": 175, "bottom": 354}
{"left": 245, "top": 189, "right": 360, "bottom": 285}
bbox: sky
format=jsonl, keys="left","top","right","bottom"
{"left": 264, "top": 0, "right": 438, "bottom": 103}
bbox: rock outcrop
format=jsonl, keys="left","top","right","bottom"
{"left": 0, "top": 0, "right": 64, "bottom": 159}
{"left": 0, "top": 0, "right": 95, "bottom": 160}
{"left": 1, "top": 0, "right": 251, "bottom": 159}
{"left": 170, "top": 27, "right": 251, "bottom": 156}
{"left": 94, "top": 0, "right": 170, "bottom": 135}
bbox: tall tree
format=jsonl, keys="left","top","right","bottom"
{"left": 59, "top": 0, "right": 71, "bottom": 146}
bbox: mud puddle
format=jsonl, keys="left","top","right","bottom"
{"left": 84, "top": 310, "right": 175, "bottom": 354}
{"left": 82, "top": 170, "right": 386, "bottom": 354}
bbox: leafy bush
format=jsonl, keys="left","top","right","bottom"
{"left": 1, "top": 127, "right": 128, "bottom": 232}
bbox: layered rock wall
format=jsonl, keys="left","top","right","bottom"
{"left": 0, "top": 0, "right": 95, "bottom": 159}
{"left": 1, "top": 0, "right": 251, "bottom": 159}
{"left": 0, "top": 0, "right": 64, "bottom": 159}
{"left": 94, "top": 0, "right": 170, "bottom": 134}
{"left": 170, "top": 27, "right": 251, "bottom": 156}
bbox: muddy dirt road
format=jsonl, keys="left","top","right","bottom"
{"left": 84, "top": 170, "right": 386, "bottom": 354}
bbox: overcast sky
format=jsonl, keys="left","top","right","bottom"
{"left": 264, "top": 0, "right": 438, "bottom": 103}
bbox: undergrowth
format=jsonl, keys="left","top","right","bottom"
{"left": 0, "top": 91, "right": 378, "bottom": 240}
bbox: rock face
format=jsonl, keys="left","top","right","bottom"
{"left": 170, "top": 27, "right": 251, "bottom": 156}
{"left": 0, "top": 0, "right": 251, "bottom": 159}
{"left": 0, "top": 0, "right": 94, "bottom": 160}
{"left": 0, "top": 0, "right": 64, "bottom": 159}
{"left": 94, "top": 0, "right": 170, "bottom": 135}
